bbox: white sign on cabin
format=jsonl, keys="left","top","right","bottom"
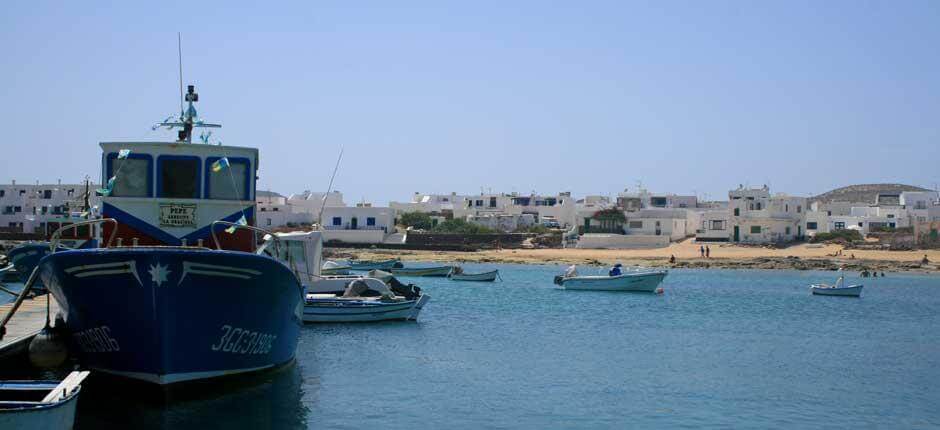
{"left": 159, "top": 203, "right": 197, "bottom": 228}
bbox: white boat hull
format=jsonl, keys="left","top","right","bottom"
{"left": 391, "top": 266, "right": 453, "bottom": 277}
{"left": 450, "top": 270, "right": 498, "bottom": 282}
{"left": 558, "top": 271, "right": 667, "bottom": 292}
{"left": 303, "top": 294, "right": 430, "bottom": 322}
{"left": 811, "top": 284, "right": 863, "bottom": 297}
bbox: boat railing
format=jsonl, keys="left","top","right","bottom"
{"left": 49, "top": 218, "right": 119, "bottom": 252}
{"left": 210, "top": 221, "right": 281, "bottom": 257}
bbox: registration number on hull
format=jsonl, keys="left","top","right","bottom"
{"left": 211, "top": 325, "right": 277, "bottom": 355}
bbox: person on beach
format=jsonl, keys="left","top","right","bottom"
{"left": 700, "top": 245, "right": 705, "bottom": 258}
{"left": 923, "top": 254, "right": 930, "bottom": 264}
{"left": 669, "top": 255, "right": 676, "bottom": 264}
{"left": 706, "top": 245, "right": 711, "bottom": 258}
{"left": 609, "top": 263, "right": 622, "bottom": 276}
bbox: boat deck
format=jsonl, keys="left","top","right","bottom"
{"left": 0, "top": 294, "right": 60, "bottom": 359}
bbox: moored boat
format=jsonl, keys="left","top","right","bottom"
{"left": 449, "top": 268, "right": 499, "bottom": 282}
{"left": 390, "top": 265, "right": 454, "bottom": 277}
{"left": 347, "top": 258, "right": 401, "bottom": 271}
{"left": 38, "top": 85, "right": 303, "bottom": 385}
{"left": 810, "top": 271, "right": 863, "bottom": 297}
{"left": 0, "top": 371, "right": 89, "bottom": 429}
{"left": 554, "top": 266, "right": 667, "bottom": 292}
{"left": 321, "top": 260, "right": 351, "bottom": 276}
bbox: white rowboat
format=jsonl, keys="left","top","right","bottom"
{"left": 0, "top": 371, "right": 89, "bottom": 429}
{"left": 811, "top": 284, "right": 863, "bottom": 297}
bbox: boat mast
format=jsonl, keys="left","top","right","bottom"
{"left": 154, "top": 34, "right": 221, "bottom": 143}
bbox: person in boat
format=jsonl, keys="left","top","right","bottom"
{"left": 609, "top": 263, "right": 623, "bottom": 277}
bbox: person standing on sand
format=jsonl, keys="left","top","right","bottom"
{"left": 706, "top": 245, "right": 711, "bottom": 258}
{"left": 700, "top": 245, "right": 705, "bottom": 258}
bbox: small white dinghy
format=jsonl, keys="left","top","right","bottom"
{"left": 321, "top": 260, "right": 351, "bottom": 276}
{"left": 554, "top": 265, "right": 667, "bottom": 292}
{"left": 0, "top": 371, "right": 90, "bottom": 429}
{"left": 811, "top": 271, "right": 863, "bottom": 297}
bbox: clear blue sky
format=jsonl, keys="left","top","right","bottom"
{"left": 2, "top": 1, "right": 938, "bottom": 204}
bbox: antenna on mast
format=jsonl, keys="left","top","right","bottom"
{"left": 178, "top": 33, "right": 184, "bottom": 120}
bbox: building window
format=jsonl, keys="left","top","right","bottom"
{"left": 858, "top": 222, "right": 863, "bottom": 227}
{"left": 806, "top": 222, "right": 818, "bottom": 230}
{"left": 367, "top": 217, "right": 376, "bottom": 226}
{"left": 628, "top": 221, "right": 643, "bottom": 229}
{"left": 887, "top": 214, "right": 894, "bottom": 219}
{"left": 13, "top": 206, "right": 21, "bottom": 213}
{"left": 272, "top": 207, "right": 279, "bottom": 212}
{"left": 889, "top": 222, "right": 895, "bottom": 228}
{"left": 43, "top": 190, "right": 52, "bottom": 199}
{"left": 797, "top": 205, "right": 802, "bottom": 213}
{"left": 750, "top": 225, "right": 761, "bottom": 234}
{"left": 158, "top": 156, "right": 201, "bottom": 199}
{"left": 0, "top": 190, "right": 4, "bottom": 197}
{"left": 827, "top": 211, "right": 831, "bottom": 216}
{"left": 915, "top": 201, "right": 927, "bottom": 210}
{"left": 332, "top": 217, "right": 342, "bottom": 226}
{"left": 734, "top": 208, "right": 740, "bottom": 216}
{"left": 266, "top": 218, "right": 272, "bottom": 226}
{"left": 834, "top": 222, "right": 845, "bottom": 230}
{"left": 260, "top": 207, "right": 267, "bottom": 212}
{"left": 785, "top": 204, "right": 789, "bottom": 212}
{"left": 2, "top": 206, "right": 12, "bottom": 215}
{"left": 785, "top": 226, "right": 791, "bottom": 235}
{"left": 489, "top": 197, "right": 497, "bottom": 208}
{"left": 476, "top": 200, "right": 483, "bottom": 207}
{"left": 710, "top": 220, "right": 725, "bottom": 230}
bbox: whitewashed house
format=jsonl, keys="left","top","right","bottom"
{"left": 321, "top": 203, "right": 394, "bottom": 244}
{"left": 901, "top": 191, "right": 940, "bottom": 224}
{"left": 390, "top": 192, "right": 465, "bottom": 217}
{"left": 728, "top": 185, "right": 806, "bottom": 244}
{"left": 695, "top": 209, "right": 731, "bottom": 242}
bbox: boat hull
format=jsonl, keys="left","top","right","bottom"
{"left": 390, "top": 266, "right": 453, "bottom": 277}
{"left": 39, "top": 248, "right": 303, "bottom": 385}
{"left": 303, "top": 294, "right": 430, "bottom": 322}
{"left": 348, "top": 259, "right": 400, "bottom": 271}
{"left": 450, "top": 270, "right": 499, "bottom": 282}
{"left": 0, "top": 384, "right": 81, "bottom": 429}
{"left": 559, "top": 271, "right": 667, "bottom": 292}
{"left": 811, "top": 284, "right": 863, "bottom": 297}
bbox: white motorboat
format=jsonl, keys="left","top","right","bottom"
{"left": 449, "top": 268, "right": 499, "bottom": 282}
{"left": 553, "top": 266, "right": 667, "bottom": 292}
{"left": 811, "top": 272, "right": 863, "bottom": 297}
{"left": 321, "top": 260, "right": 351, "bottom": 275}
{"left": 0, "top": 371, "right": 89, "bottom": 429}
{"left": 304, "top": 278, "right": 429, "bottom": 323}
{"left": 265, "top": 232, "right": 430, "bottom": 322}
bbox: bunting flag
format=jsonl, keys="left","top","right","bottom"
{"left": 199, "top": 131, "right": 212, "bottom": 144}
{"left": 117, "top": 149, "right": 131, "bottom": 159}
{"left": 211, "top": 157, "right": 230, "bottom": 173}
{"left": 225, "top": 215, "right": 248, "bottom": 234}
{"left": 96, "top": 176, "right": 117, "bottom": 196}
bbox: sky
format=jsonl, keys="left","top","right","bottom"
{"left": 2, "top": 1, "right": 939, "bottom": 205}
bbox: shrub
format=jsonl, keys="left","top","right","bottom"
{"left": 431, "top": 218, "right": 496, "bottom": 234}
{"left": 398, "top": 212, "right": 433, "bottom": 230}
{"left": 811, "top": 229, "right": 862, "bottom": 243}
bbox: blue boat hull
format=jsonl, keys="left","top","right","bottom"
{"left": 38, "top": 248, "right": 303, "bottom": 385}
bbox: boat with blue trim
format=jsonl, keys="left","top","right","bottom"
{"left": 37, "top": 85, "right": 304, "bottom": 385}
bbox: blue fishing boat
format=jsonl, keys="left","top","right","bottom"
{"left": 37, "top": 84, "right": 303, "bottom": 385}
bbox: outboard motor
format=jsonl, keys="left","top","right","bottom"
{"left": 553, "top": 275, "right": 565, "bottom": 286}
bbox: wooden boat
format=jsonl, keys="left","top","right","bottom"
{"left": 810, "top": 272, "right": 863, "bottom": 297}
{"left": 390, "top": 266, "right": 454, "bottom": 277}
{"left": 0, "top": 371, "right": 89, "bottom": 429}
{"left": 450, "top": 269, "right": 499, "bottom": 282}
{"left": 304, "top": 277, "right": 429, "bottom": 322}
{"left": 554, "top": 267, "right": 667, "bottom": 292}
{"left": 347, "top": 259, "right": 401, "bottom": 271}
{"left": 811, "top": 284, "right": 863, "bottom": 297}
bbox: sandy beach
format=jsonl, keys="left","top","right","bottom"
{"left": 328, "top": 239, "right": 940, "bottom": 274}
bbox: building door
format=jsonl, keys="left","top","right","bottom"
{"left": 351, "top": 217, "right": 358, "bottom": 230}
{"left": 797, "top": 225, "right": 802, "bottom": 239}
{"left": 733, "top": 225, "right": 739, "bottom": 242}
{"left": 655, "top": 221, "right": 661, "bottom": 236}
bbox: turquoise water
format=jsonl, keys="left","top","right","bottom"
{"left": 7, "top": 265, "right": 940, "bottom": 428}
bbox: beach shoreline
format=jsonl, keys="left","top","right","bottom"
{"left": 326, "top": 240, "right": 940, "bottom": 274}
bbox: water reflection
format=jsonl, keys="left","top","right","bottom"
{"left": 75, "top": 362, "right": 308, "bottom": 430}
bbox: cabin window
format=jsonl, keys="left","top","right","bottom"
{"left": 367, "top": 217, "right": 376, "bottom": 226}
{"left": 750, "top": 226, "right": 761, "bottom": 234}
{"left": 205, "top": 157, "right": 251, "bottom": 201}
{"left": 107, "top": 153, "right": 153, "bottom": 197}
{"left": 158, "top": 156, "right": 201, "bottom": 199}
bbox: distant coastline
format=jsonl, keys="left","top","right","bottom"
{"left": 328, "top": 240, "right": 940, "bottom": 274}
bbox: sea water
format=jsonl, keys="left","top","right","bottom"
{"left": 7, "top": 265, "right": 940, "bottom": 428}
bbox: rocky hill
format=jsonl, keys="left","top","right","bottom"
{"left": 811, "top": 184, "right": 929, "bottom": 204}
